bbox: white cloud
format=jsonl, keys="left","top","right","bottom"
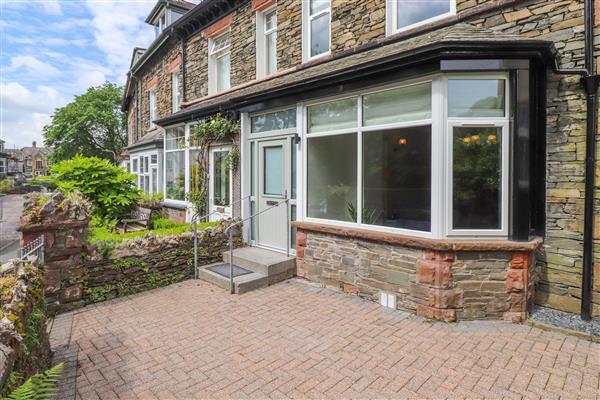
{"left": 85, "top": 0, "right": 156, "bottom": 79}
{"left": 5, "top": 55, "right": 61, "bottom": 79}
{"left": 0, "top": 82, "right": 67, "bottom": 148}
{"left": 41, "top": 0, "right": 63, "bottom": 15}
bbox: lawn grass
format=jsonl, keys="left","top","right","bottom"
{"left": 90, "top": 221, "right": 218, "bottom": 244}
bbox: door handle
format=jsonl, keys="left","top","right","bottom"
{"left": 266, "top": 200, "right": 278, "bottom": 206}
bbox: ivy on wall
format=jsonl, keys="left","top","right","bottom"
{"left": 187, "top": 113, "right": 240, "bottom": 219}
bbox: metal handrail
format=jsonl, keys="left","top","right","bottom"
{"left": 191, "top": 195, "right": 251, "bottom": 280}
{"left": 190, "top": 194, "right": 251, "bottom": 224}
{"left": 223, "top": 193, "right": 290, "bottom": 294}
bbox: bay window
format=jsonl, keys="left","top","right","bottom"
{"left": 303, "top": 0, "right": 330, "bottom": 61}
{"left": 387, "top": 0, "right": 455, "bottom": 34}
{"left": 209, "top": 32, "right": 231, "bottom": 94}
{"left": 165, "top": 126, "right": 185, "bottom": 201}
{"left": 304, "top": 75, "right": 509, "bottom": 238}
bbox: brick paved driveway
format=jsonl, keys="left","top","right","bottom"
{"left": 51, "top": 279, "right": 600, "bottom": 399}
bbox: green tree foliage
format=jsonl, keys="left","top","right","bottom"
{"left": 4, "top": 363, "right": 63, "bottom": 400}
{"left": 46, "top": 155, "right": 140, "bottom": 221}
{"left": 43, "top": 82, "right": 126, "bottom": 164}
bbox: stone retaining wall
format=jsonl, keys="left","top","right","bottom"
{"left": 18, "top": 191, "right": 241, "bottom": 313}
{"left": 296, "top": 226, "right": 538, "bottom": 322}
{"left": 83, "top": 225, "right": 242, "bottom": 305}
{"left": 0, "top": 258, "right": 51, "bottom": 393}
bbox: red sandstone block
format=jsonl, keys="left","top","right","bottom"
{"left": 510, "top": 252, "right": 531, "bottom": 269}
{"left": 506, "top": 269, "right": 525, "bottom": 292}
{"left": 296, "top": 247, "right": 305, "bottom": 260}
{"left": 503, "top": 311, "right": 527, "bottom": 323}
{"left": 507, "top": 292, "right": 525, "bottom": 312}
{"left": 416, "top": 304, "right": 456, "bottom": 322}
{"left": 416, "top": 259, "right": 452, "bottom": 288}
{"left": 203, "top": 15, "right": 233, "bottom": 38}
{"left": 342, "top": 283, "right": 358, "bottom": 295}
{"left": 297, "top": 231, "right": 307, "bottom": 247}
{"left": 252, "top": 0, "right": 276, "bottom": 11}
{"left": 425, "top": 250, "right": 455, "bottom": 262}
{"left": 428, "top": 288, "right": 463, "bottom": 309}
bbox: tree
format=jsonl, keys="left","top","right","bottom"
{"left": 46, "top": 155, "right": 140, "bottom": 222}
{"left": 43, "top": 82, "right": 126, "bottom": 163}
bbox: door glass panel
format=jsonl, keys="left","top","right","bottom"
{"left": 452, "top": 126, "right": 502, "bottom": 230}
{"left": 144, "top": 176, "right": 150, "bottom": 194}
{"left": 263, "top": 145, "right": 284, "bottom": 196}
{"left": 251, "top": 109, "right": 296, "bottom": 133}
{"left": 213, "top": 150, "right": 230, "bottom": 206}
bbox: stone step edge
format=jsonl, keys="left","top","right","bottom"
{"left": 526, "top": 319, "right": 599, "bottom": 343}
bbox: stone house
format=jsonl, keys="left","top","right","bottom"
{"left": 0, "top": 139, "right": 11, "bottom": 179}
{"left": 5, "top": 141, "right": 52, "bottom": 177}
{"left": 124, "top": 0, "right": 600, "bottom": 321}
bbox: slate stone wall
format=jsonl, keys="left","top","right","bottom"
{"left": 296, "top": 229, "right": 537, "bottom": 322}
{"left": 0, "top": 259, "right": 51, "bottom": 392}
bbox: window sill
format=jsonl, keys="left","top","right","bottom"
{"left": 291, "top": 221, "right": 543, "bottom": 252}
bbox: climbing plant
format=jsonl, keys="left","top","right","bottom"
{"left": 187, "top": 113, "right": 240, "bottom": 219}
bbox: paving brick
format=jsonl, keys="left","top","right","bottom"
{"left": 49, "top": 279, "right": 600, "bottom": 399}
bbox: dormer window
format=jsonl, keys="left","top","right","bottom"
{"left": 155, "top": 11, "right": 167, "bottom": 37}
{"left": 208, "top": 32, "right": 231, "bottom": 94}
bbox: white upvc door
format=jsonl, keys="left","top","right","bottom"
{"left": 257, "top": 138, "right": 290, "bottom": 252}
{"left": 209, "top": 146, "right": 233, "bottom": 221}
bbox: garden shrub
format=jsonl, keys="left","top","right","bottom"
{"left": 44, "top": 155, "right": 140, "bottom": 221}
{"left": 0, "top": 178, "right": 14, "bottom": 194}
{"left": 151, "top": 217, "right": 179, "bottom": 230}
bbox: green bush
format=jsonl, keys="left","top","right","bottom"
{"left": 0, "top": 179, "right": 14, "bottom": 194}
{"left": 45, "top": 155, "right": 140, "bottom": 221}
{"left": 151, "top": 217, "right": 179, "bottom": 229}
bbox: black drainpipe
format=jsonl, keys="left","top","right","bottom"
{"left": 581, "top": 0, "right": 599, "bottom": 321}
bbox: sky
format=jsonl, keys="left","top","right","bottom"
{"left": 0, "top": 0, "right": 175, "bottom": 149}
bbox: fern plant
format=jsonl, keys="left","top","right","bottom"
{"left": 4, "top": 363, "right": 64, "bottom": 400}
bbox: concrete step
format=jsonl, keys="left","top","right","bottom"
{"left": 222, "top": 247, "right": 296, "bottom": 277}
{"left": 196, "top": 262, "right": 269, "bottom": 294}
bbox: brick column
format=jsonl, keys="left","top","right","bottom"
{"left": 504, "top": 251, "right": 532, "bottom": 323}
{"left": 415, "top": 250, "right": 462, "bottom": 322}
{"left": 19, "top": 219, "right": 88, "bottom": 313}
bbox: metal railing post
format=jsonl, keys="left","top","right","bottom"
{"left": 193, "top": 221, "right": 198, "bottom": 279}
{"left": 229, "top": 229, "right": 234, "bottom": 294}
{"left": 285, "top": 191, "right": 290, "bottom": 258}
{"left": 40, "top": 235, "right": 44, "bottom": 265}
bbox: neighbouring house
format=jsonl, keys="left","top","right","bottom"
{"left": 0, "top": 139, "right": 10, "bottom": 179}
{"left": 124, "top": 0, "right": 600, "bottom": 321}
{"left": 6, "top": 141, "right": 53, "bottom": 177}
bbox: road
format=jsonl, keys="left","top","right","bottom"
{"left": 0, "top": 194, "right": 25, "bottom": 264}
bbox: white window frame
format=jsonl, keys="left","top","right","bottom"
{"left": 163, "top": 125, "right": 187, "bottom": 206}
{"left": 302, "top": 0, "right": 331, "bottom": 62}
{"left": 208, "top": 31, "right": 231, "bottom": 95}
{"left": 172, "top": 71, "right": 182, "bottom": 113}
{"left": 299, "top": 73, "right": 510, "bottom": 240}
{"left": 149, "top": 89, "right": 157, "bottom": 129}
{"left": 256, "top": 7, "right": 277, "bottom": 78}
{"left": 386, "top": 0, "right": 456, "bottom": 36}
{"left": 131, "top": 152, "right": 159, "bottom": 195}
{"left": 444, "top": 74, "right": 510, "bottom": 237}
